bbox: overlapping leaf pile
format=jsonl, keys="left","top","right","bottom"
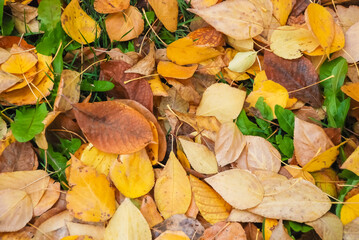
{"left": 1, "top": 0, "right": 359, "bottom": 239}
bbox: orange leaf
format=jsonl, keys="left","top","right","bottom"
{"left": 341, "top": 82, "right": 359, "bottom": 102}
{"left": 188, "top": 27, "right": 225, "bottom": 47}
{"left": 94, "top": 0, "right": 130, "bottom": 13}
{"left": 148, "top": 0, "right": 178, "bottom": 32}
{"left": 157, "top": 61, "right": 198, "bottom": 79}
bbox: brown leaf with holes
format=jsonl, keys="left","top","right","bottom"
{"left": 263, "top": 51, "right": 322, "bottom": 107}
{"left": 72, "top": 101, "right": 153, "bottom": 154}
{"left": 188, "top": 27, "right": 225, "bottom": 47}
{"left": 100, "top": 60, "right": 153, "bottom": 112}
{"left": 0, "top": 142, "right": 38, "bottom": 173}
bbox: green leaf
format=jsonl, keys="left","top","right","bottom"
{"left": 276, "top": 135, "right": 294, "bottom": 158}
{"left": 36, "top": 22, "right": 66, "bottom": 56}
{"left": 275, "top": 105, "right": 294, "bottom": 136}
{"left": 0, "top": 0, "right": 4, "bottom": 28}
{"left": 255, "top": 96, "right": 274, "bottom": 121}
{"left": 2, "top": 14, "right": 14, "bottom": 36}
{"left": 40, "top": 144, "right": 68, "bottom": 189}
{"left": 236, "top": 110, "right": 263, "bottom": 136}
{"left": 38, "top": 0, "right": 61, "bottom": 31}
{"left": 11, "top": 103, "right": 48, "bottom": 142}
{"left": 288, "top": 221, "right": 313, "bottom": 233}
{"left": 81, "top": 80, "right": 115, "bottom": 92}
{"left": 58, "top": 138, "right": 81, "bottom": 158}
{"left": 320, "top": 57, "right": 348, "bottom": 95}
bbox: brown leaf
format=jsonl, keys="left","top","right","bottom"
{"left": 263, "top": 51, "right": 322, "bottom": 107}
{"left": 0, "top": 141, "right": 38, "bottom": 173}
{"left": 100, "top": 60, "right": 153, "bottom": 112}
{"left": 54, "top": 69, "right": 81, "bottom": 112}
{"left": 140, "top": 194, "right": 164, "bottom": 227}
{"left": 244, "top": 223, "right": 263, "bottom": 240}
{"left": 9, "top": 3, "right": 38, "bottom": 23}
{"left": 166, "top": 78, "right": 201, "bottom": 105}
{"left": 0, "top": 36, "right": 34, "bottom": 50}
{"left": 33, "top": 179, "right": 60, "bottom": 216}
{"left": 343, "top": 217, "right": 359, "bottom": 240}
{"left": 152, "top": 214, "right": 205, "bottom": 240}
{"left": 72, "top": 101, "right": 153, "bottom": 154}
{"left": 294, "top": 106, "right": 325, "bottom": 126}
{"left": 324, "top": 128, "right": 342, "bottom": 145}
{"left": 294, "top": 117, "right": 334, "bottom": 167}
{"left": 269, "top": 219, "right": 292, "bottom": 240}
{"left": 188, "top": 27, "right": 225, "bottom": 47}
{"left": 306, "top": 212, "right": 343, "bottom": 240}
{"left": 125, "top": 42, "right": 156, "bottom": 76}
{"left": 200, "top": 221, "right": 246, "bottom": 240}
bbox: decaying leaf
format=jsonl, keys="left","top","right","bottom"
{"left": 0, "top": 189, "right": 33, "bottom": 232}
{"left": 306, "top": 212, "right": 343, "bottom": 240}
{"left": 205, "top": 169, "right": 264, "bottom": 210}
{"left": 188, "top": 0, "right": 264, "bottom": 40}
{"left": 72, "top": 101, "right": 153, "bottom": 154}
{"left": 155, "top": 230, "right": 190, "bottom": 240}
{"left": 344, "top": 217, "right": 359, "bottom": 240}
{"left": 110, "top": 149, "right": 154, "bottom": 198}
{"left": 148, "top": 0, "right": 178, "bottom": 32}
{"left": 94, "top": 0, "right": 130, "bottom": 13}
{"left": 200, "top": 221, "right": 247, "bottom": 240}
{"left": 227, "top": 209, "right": 264, "bottom": 223}
{"left": 0, "top": 70, "right": 22, "bottom": 93}
{"left": 125, "top": 42, "right": 155, "bottom": 76}
{"left": 179, "top": 137, "right": 218, "bottom": 174}
{"left": 33, "top": 179, "right": 60, "bottom": 217}
{"left": 294, "top": 117, "right": 334, "bottom": 167}
{"left": 215, "top": 122, "right": 246, "bottom": 167}
{"left": 188, "top": 27, "right": 225, "bottom": 47}
{"left": 342, "top": 83, "right": 359, "bottom": 102}
{"left": 104, "top": 198, "right": 151, "bottom": 240}
{"left": 61, "top": 0, "right": 101, "bottom": 44}
{"left": 66, "top": 157, "right": 116, "bottom": 222}
{"left": 190, "top": 175, "right": 231, "bottom": 224}
{"left": 196, "top": 83, "right": 246, "bottom": 123}
{"left": 54, "top": 69, "right": 81, "bottom": 112}
{"left": 228, "top": 51, "right": 257, "bottom": 73}
{"left": 105, "top": 6, "right": 144, "bottom": 42}
{"left": 154, "top": 152, "right": 192, "bottom": 219}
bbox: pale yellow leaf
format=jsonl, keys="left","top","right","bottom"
{"left": 228, "top": 51, "right": 257, "bottom": 73}
{"left": 66, "top": 222, "right": 105, "bottom": 240}
{"left": 269, "top": 219, "right": 292, "bottom": 240}
{"left": 228, "top": 209, "right": 264, "bottom": 223}
{"left": 54, "top": 69, "right": 81, "bottom": 112}
{"left": 33, "top": 179, "right": 60, "bottom": 216}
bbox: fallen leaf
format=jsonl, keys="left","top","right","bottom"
{"left": 0, "top": 189, "right": 33, "bottom": 232}
{"left": 140, "top": 195, "right": 164, "bottom": 227}
{"left": 148, "top": 74, "right": 168, "bottom": 97}
{"left": 185, "top": 195, "right": 199, "bottom": 218}
{"left": 66, "top": 222, "right": 105, "bottom": 240}
{"left": 79, "top": 144, "right": 118, "bottom": 176}
{"left": 174, "top": 110, "right": 221, "bottom": 133}
{"left": 154, "top": 152, "right": 192, "bottom": 219}
{"left": 0, "top": 70, "right": 21, "bottom": 93}
{"left": 196, "top": 83, "right": 246, "bottom": 123}
{"left": 190, "top": 0, "right": 218, "bottom": 9}
{"left": 1, "top": 44, "right": 37, "bottom": 74}
{"left": 54, "top": 70, "right": 81, "bottom": 112}
{"left": 66, "top": 157, "right": 116, "bottom": 222}
{"left": 94, "top": 0, "right": 129, "bottom": 13}
{"left": 205, "top": 169, "right": 264, "bottom": 209}
{"left": 0, "top": 141, "right": 38, "bottom": 173}
{"left": 187, "top": 27, "right": 225, "bottom": 47}
{"left": 110, "top": 148, "right": 154, "bottom": 198}
{"left": 200, "top": 221, "right": 247, "bottom": 240}
{"left": 248, "top": 177, "right": 331, "bottom": 222}
{"left": 166, "top": 78, "right": 201, "bottom": 105}
{"left": 13, "top": 18, "right": 40, "bottom": 34}
{"left": 166, "top": 37, "right": 221, "bottom": 65}
{"left": 341, "top": 146, "right": 359, "bottom": 176}
{"left": 215, "top": 122, "right": 246, "bottom": 167}
{"left": 263, "top": 51, "right": 322, "bottom": 107}
{"left": 105, "top": 6, "right": 144, "bottom": 42}
{"left": 227, "top": 209, "right": 264, "bottom": 223}
{"left": 226, "top": 37, "right": 254, "bottom": 52}
{"left": 179, "top": 137, "right": 218, "bottom": 174}
{"left": 294, "top": 117, "right": 334, "bottom": 167}
{"left": 72, "top": 101, "right": 153, "bottom": 154}
{"left": 61, "top": 0, "right": 101, "bottom": 44}
{"left": 148, "top": 0, "right": 178, "bottom": 32}
{"left": 9, "top": 2, "right": 38, "bottom": 23}
{"left": 306, "top": 212, "right": 343, "bottom": 240}
{"left": 282, "top": 165, "right": 315, "bottom": 184}
{"left": 269, "top": 219, "right": 292, "bottom": 240}
{"left": 272, "top": 0, "right": 292, "bottom": 25}
{"left": 342, "top": 83, "right": 359, "bottom": 103}
{"left": 305, "top": 3, "right": 335, "bottom": 56}
{"left": 344, "top": 217, "right": 359, "bottom": 240}
{"left": 151, "top": 214, "right": 204, "bottom": 239}
{"left": 33, "top": 179, "right": 60, "bottom": 216}
{"left": 311, "top": 168, "right": 338, "bottom": 198}
{"left": 341, "top": 193, "right": 359, "bottom": 225}
{"left": 329, "top": 5, "right": 359, "bottom": 32}
{"left": 100, "top": 60, "right": 153, "bottom": 112}
{"left": 188, "top": 0, "right": 264, "bottom": 40}
{"left": 270, "top": 26, "right": 319, "bottom": 59}
{"left": 0, "top": 170, "right": 49, "bottom": 207}
{"left": 155, "top": 231, "right": 190, "bottom": 240}
{"left": 157, "top": 61, "right": 198, "bottom": 79}
{"left": 190, "top": 175, "right": 231, "bottom": 224}
{"left": 125, "top": 42, "right": 155, "bottom": 76}
{"left": 228, "top": 51, "right": 257, "bottom": 73}
{"left": 34, "top": 210, "right": 73, "bottom": 239}
{"left": 234, "top": 136, "right": 281, "bottom": 173}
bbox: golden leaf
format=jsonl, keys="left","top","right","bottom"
{"left": 157, "top": 61, "right": 198, "bottom": 79}
{"left": 271, "top": 0, "right": 292, "bottom": 25}
{"left": 94, "top": 0, "right": 130, "bottom": 13}
{"left": 148, "top": 0, "right": 178, "bottom": 32}
{"left": 1, "top": 44, "right": 37, "bottom": 74}
{"left": 341, "top": 146, "right": 359, "bottom": 176}
{"left": 341, "top": 193, "right": 359, "bottom": 225}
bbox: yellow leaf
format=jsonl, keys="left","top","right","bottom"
{"left": 196, "top": 83, "right": 246, "bottom": 123}
{"left": 147, "top": 121, "right": 159, "bottom": 165}
{"left": 0, "top": 189, "right": 33, "bottom": 232}
{"left": 66, "top": 222, "right": 105, "bottom": 239}
{"left": 305, "top": 3, "right": 335, "bottom": 57}
{"left": 228, "top": 51, "right": 257, "bottom": 73}
{"left": 179, "top": 138, "right": 218, "bottom": 174}
{"left": 66, "top": 157, "right": 116, "bottom": 222}
{"left": 188, "top": 0, "right": 264, "bottom": 40}
{"left": 1, "top": 44, "right": 37, "bottom": 74}
{"left": 205, "top": 169, "right": 264, "bottom": 210}
{"left": 104, "top": 198, "right": 151, "bottom": 240}
{"left": 166, "top": 37, "right": 221, "bottom": 65}
{"left": 147, "top": 74, "right": 168, "bottom": 97}
{"left": 105, "top": 6, "right": 144, "bottom": 42}
{"left": 264, "top": 218, "right": 278, "bottom": 240}
{"left": 303, "top": 141, "right": 347, "bottom": 172}
{"left": 177, "top": 149, "right": 191, "bottom": 170}
{"left": 189, "top": 175, "right": 231, "bottom": 224}
{"left": 80, "top": 144, "right": 118, "bottom": 176}
{"left": 61, "top": 236, "right": 94, "bottom": 240}
{"left": 54, "top": 69, "right": 81, "bottom": 111}
{"left": 0, "top": 170, "right": 49, "bottom": 207}
{"left": 154, "top": 152, "right": 192, "bottom": 219}
{"left": 282, "top": 165, "right": 315, "bottom": 184}
{"left": 5, "top": 65, "right": 37, "bottom": 92}
{"left": 341, "top": 194, "right": 359, "bottom": 225}
{"left": 148, "top": 0, "right": 178, "bottom": 32}
{"left": 341, "top": 146, "right": 359, "bottom": 176}
{"left": 157, "top": 61, "right": 198, "bottom": 79}
{"left": 311, "top": 168, "right": 338, "bottom": 198}
{"left": 271, "top": 0, "right": 292, "bottom": 25}
{"left": 61, "top": 0, "right": 101, "bottom": 44}
{"left": 155, "top": 230, "right": 190, "bottom": 240}
{"left": 246, "top": 78, "right": 289, "bottom": 117}
{"left": 341, "top": 82, "right": 359, "bottom": 102}
{"left": 94, "top": 0, "right": 130, "bottom": 14}
{"left": 110, "top": 148, "right": 154, "bottom": 198}
{"left": 270, "top": 26, "right": 320, "bottom": 59}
